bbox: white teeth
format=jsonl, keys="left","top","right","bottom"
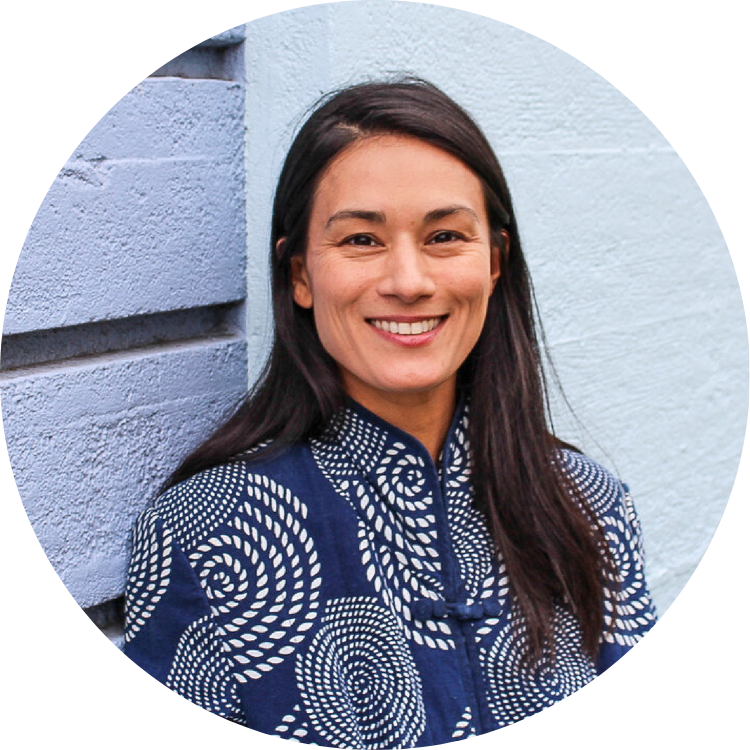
{"left": 370, "top": 317, "right": 442, "bottom": 335}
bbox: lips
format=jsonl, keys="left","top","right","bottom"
{"left": 368, "top": 316, "right": 444, "bottom": 335}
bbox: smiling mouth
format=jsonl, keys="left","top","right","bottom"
{"left": 367, "top": 316, "right": 445, "bottom": 335}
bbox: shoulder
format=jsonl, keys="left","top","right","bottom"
{"left": 555, "top": 448, "right": 648, "bottom": 551}
{"left": 556, "top": 450, "right": 659, "bottom": 645}
{"left": 557, "top": 448, "right": 652, "bottom": 583}
{"left": 143, "top": 445, "right": 313, "bottom": 551}
{"left": 556, "top": 448, "right": 625, "bottom": 519}
{"left": 150, "top": 462, "right": 251, "bottom": 550}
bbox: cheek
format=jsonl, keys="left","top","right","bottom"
{"left": 451, "top": 267, "right": 495, "bottom": 309}
{"left": 307, "top": 276, "right": 366, "bottom": 345}
{"left": 309, "top": 264, "right": 372, "bottom": 313}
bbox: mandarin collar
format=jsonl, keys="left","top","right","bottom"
{"left": 319, "top": 394, "right": 470, "bottom": 486}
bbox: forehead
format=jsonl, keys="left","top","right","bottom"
{"left": 311, "top": 135, "right": 487, "bottom": 218}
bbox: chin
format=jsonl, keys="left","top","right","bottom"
{"left": 379, "top": 377, "right": 449, "bottom": 396}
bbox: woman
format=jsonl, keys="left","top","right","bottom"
{"left": 124, "top": 78, "right": 656, "bottom": 746}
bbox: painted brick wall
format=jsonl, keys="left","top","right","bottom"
{"left": 0, "top": 27, "right": 249, "bottom": 633}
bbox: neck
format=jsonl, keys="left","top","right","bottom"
{"left": 342, "top": 377, "right": 457, "bottom": 463}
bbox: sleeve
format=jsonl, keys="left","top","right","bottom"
{"left": 123, "top": 506, "right": 248, "bottom": 725}
{"left": 595, "top": 482, "right": 658, "bottom": 674}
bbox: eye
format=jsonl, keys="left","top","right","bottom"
{"left": 428, "top": 230, "right": 464, "bottom": 244}
{"left": 343, "top": 233, "right": 379, "bottom": 247}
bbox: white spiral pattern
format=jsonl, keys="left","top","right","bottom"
{"left": 187, "top": 473, "right": 322, "bottom": 681}
{"left": 375, "top": 444, "right": 429, "bottom": 507}
{"left": 166, "top": 615, "right": 246, "bottom": 723}
{"left": 159, "top": 462, "right": 247, "bottom": 552}
{"left": 126, "top": 464, "right": 246, "bottom": 643}
{"left": 296, "top": 597, "right": 426, "bottom": 749}
{"left": 482, "top": 607, "right": 595, "bottom": 727}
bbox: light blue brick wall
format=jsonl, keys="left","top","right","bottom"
{"left": 1, "top": 30, "right": 248, "bottom": 615}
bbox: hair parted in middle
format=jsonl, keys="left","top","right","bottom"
{"left": 167, "top": 76, "right": 616, "bottom": 664}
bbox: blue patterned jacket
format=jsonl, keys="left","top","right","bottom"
{"left": 124, "top": 400, "right": 657, "bottom": 746}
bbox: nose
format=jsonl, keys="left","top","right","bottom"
{"left": 377, "top": 239, "right": 436, "bottom": 302}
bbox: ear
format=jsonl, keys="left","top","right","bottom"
{"left": 289, "top": 252, "right": 313, "bottom": 309}
{"left": 489, "top": 229, "right": 508, "bottom": 291}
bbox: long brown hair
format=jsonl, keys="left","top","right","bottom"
{"left": 166, "top": 78, "right": 614, "bottom": 663}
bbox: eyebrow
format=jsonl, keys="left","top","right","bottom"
{"left": 325, "top": 205, "right": 479, "bottom": 229}
{"left": 423, "top": 205, "right": 480, "bottom": 224}
{"left": 325, "top": 209, "right": 386, "bottom": 228}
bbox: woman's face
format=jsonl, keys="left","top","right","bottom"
{"left": 291, "top": 134, "right": 501, "bottom": 411}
